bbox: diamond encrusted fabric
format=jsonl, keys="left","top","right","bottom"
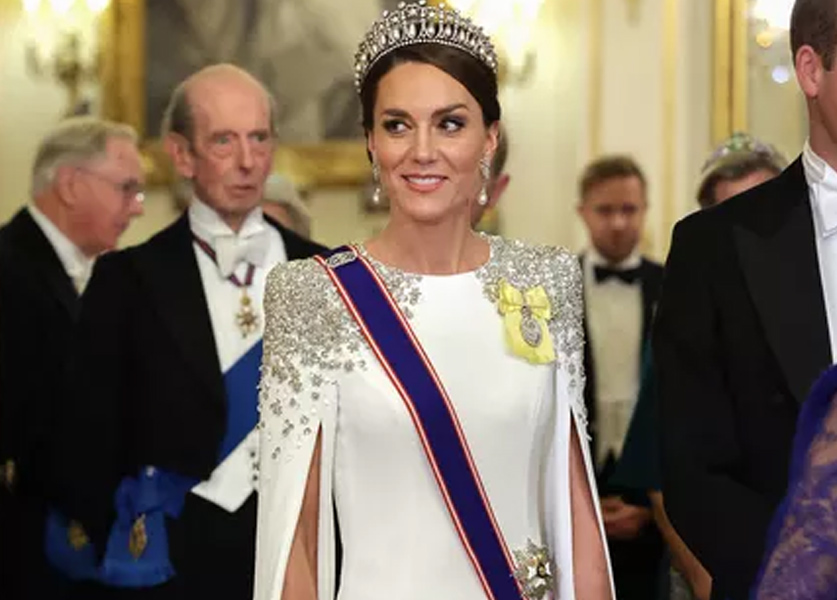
{"left": 475, "top": 235, "right": 588, "bottom": 432}
{"left": 258, "top": 235, "right": 587, "bottom": 464}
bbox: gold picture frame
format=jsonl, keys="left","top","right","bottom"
{"left": 98, "top": 0, "right": 371, "bottom": 190}
{"left": 712, "top": 0, "right": 749, "bottom": 144}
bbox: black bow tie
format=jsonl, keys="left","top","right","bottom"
{"left": 594, "top": 265, "right": 642, "bottom": 285}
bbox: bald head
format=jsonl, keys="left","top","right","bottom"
{"left": 162, "top": 63, "right": 278, "bottom": 232}
{"left": 161, "top": 63, "right": 278, "bottom": 143}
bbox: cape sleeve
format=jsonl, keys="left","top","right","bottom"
{"left": 542, "top": 248, "right": 614, "bottom": 599}
{"left": 253, "top": 259, "right": 339, "bottom": 600}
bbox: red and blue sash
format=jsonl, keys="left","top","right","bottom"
{"left": 316, "top": 246, "right": 524, "bottom": 600}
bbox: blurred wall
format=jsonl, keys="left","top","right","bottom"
{"left": 0, "top": 0, "right": 714, "bottom": 259}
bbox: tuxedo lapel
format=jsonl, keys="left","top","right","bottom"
{"left": 734, "top": 159, "right": 831, "bottom": 404}
{"left": 133, "top": 214, "right": 225, "bottom": 403}
{"left": 7, "top": 209, "right": 79, "bottom": 319}
{"left": 131, "top": 212, "right": 321, "bottom": 407}
{"left": 639, "top": 260, "right": 662, "bottom": 347}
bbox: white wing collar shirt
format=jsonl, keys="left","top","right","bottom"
{"left": 28, "top": 204, "right": 95, "bottom": 294}
{"left": 188, "top": 197, "right": 287, "bottom": 511}
{"left": 803, "top": 140, "right": 837, "bottom": 364}
{"left": 582, "top": 246, "right": 643, "bottom": 464}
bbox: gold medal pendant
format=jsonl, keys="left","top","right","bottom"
{"left": 129, "top": 514, "right": 148, "bottom": 559}
{"left": 67, "top": 520, "right": 90, "bottom": 551}
{"left": 236, "top": 288, "right": 260, "bottom": 338}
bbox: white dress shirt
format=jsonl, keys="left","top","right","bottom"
{"left": 188, "top": 197, "right": 287, "bottom": 512}
{"left": 28, "top": 205, "right": 95, "bottom": 294}
{"left": 802, "top": 140, "right": 837, "bottom": 363}
{"left": 583, "top": 247, "right": 643, "bottom": 464}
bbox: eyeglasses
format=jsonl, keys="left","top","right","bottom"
{"left": 76, "top": 167, "right": 145, "bottom": 204}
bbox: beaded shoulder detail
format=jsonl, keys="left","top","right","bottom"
{"left": 262, "top": 236, "right": 582, "bottom": 376}
{"left": 258, "top": 236, "right": 587, "bottom": 460}
{"left": 260, "top": 257, "right": 365, "bottom": 394}
{"left": 475, "top": 235, "right": 584, "bottom": 361}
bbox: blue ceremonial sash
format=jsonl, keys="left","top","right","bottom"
{"left": 46, "top": 468, "right": 197, "bottom": 587}
{"left": 45, "top": 344, "right": 261, "bottom": 587}
{"left": 316, "top": 246, "right": 524, "bottom": 600}
{"left": 219, "top": 340, "right": 262, "bottom": 461}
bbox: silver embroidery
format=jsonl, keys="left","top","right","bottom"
{"left": 513, "top": 538, "right": 557, "bottom": 600}
{"left": 476, "top": 235, "right": 588, "bottom": 433}
{"left": 325, "top": 250, "right": 357, "bottom": 269}
{"left": 259, "top": 235, "right": 589, "bottom": 462}
{"left": 355, "top": 245, "right": 424, "bottom": 319}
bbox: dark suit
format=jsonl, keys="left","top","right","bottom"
{"left": 580, "top": 253, "right": 664, "bottom": 600}
{"left": 54, "top": 213, "right": 325, "bottom": 599}
{"left": 581, "top": 256, "right": 664, "bottom": 465}
{"left": 653, "top": 158, "right": 831, "bottom": 600}
{"left": 0, "top": 209, "right": 80, "bottom": 599}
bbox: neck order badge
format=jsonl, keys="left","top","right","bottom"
{"left": 193, "top": 234, "right": 260, "bottom": 337}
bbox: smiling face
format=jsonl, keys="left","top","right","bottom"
{"left": 367, "top": 61, "right": 498, "bottom": 226}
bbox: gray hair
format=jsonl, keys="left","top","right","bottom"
{"left": 263, "top": 174, "right": 312, "bottom": 238}
{"left": 160, "top": 70, "right": 280, "bottom": 143}
{"left": 31, "top": 116, "right": 137, "bottom": 197}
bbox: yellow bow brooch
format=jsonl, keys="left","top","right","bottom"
{"left": 497, "top": 279, "right": 556, "bottom": 364}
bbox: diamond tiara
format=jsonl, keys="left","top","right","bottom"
{"left": 354, "top": 1, "right": 498, "bottom": 93}
{"left": 701, "top": 132, "right": 787, "bottom": 174}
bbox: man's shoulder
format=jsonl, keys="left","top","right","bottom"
{"left": 678, "top": 159, "right": 804, "bottom": 237}
{"left": 92, "top": 215, "right": 189, "bottom": 283}
{"left": 640, "top": 257, "right": 664, "bottom": 292}
{"left": 641, "top": 256, "right": 664, "bottom": 273}
{"left": 264, "top": 216, "right": 328, "bottom": 259}
{"left": 0, "top": 209, "right": 66, "bottom": 287}
{"left": 113, "top": 213, "right": 189, "bottom": 263}
{"left": 0, "top": 208, "right": 37, "bottom": 255}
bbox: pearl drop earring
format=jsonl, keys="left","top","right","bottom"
{"left": 477, "top": 157, "right": 491, "bottom": 206}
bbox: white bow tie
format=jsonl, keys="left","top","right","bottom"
{"left": 212, "top": 231, "right": 269, "bottom": 278}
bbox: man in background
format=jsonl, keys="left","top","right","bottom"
{"left": 611, "top": 133, "right": 787, "bottom": 600}
{"left": 654, "top": 2, "right": 837, "bottom": 597}
{"left": 577, "top": 155, "right": 664, "bottom": 600}
{"left": 0, "top": 116, "right": 144, "bottom": 600}
{"left": 54, "top": 64, "right": 324, "bottom": 599}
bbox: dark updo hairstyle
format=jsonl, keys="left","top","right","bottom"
{"left": 360, "top": 43, "right": 501, "bottom": 132}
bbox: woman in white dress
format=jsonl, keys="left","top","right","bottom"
{"left": 254, "top": 3, "right": 613, "bottom": 598}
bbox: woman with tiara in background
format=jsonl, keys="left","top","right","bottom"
{"left": 253, "top": 2, "right": 612, "bottom": 599}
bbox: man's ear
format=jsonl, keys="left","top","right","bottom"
{"left": 796, "top": 44, "right": 824, "bottom": 99}
{"left": 164, "top": 133, "right": 195, "bottom": 179}
{"left": 54, "top": 165, "right": 78, "bottom": 207}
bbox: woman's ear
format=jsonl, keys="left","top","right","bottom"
{"left": 484, "top": 122, "right": 500, "bottom": 162}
